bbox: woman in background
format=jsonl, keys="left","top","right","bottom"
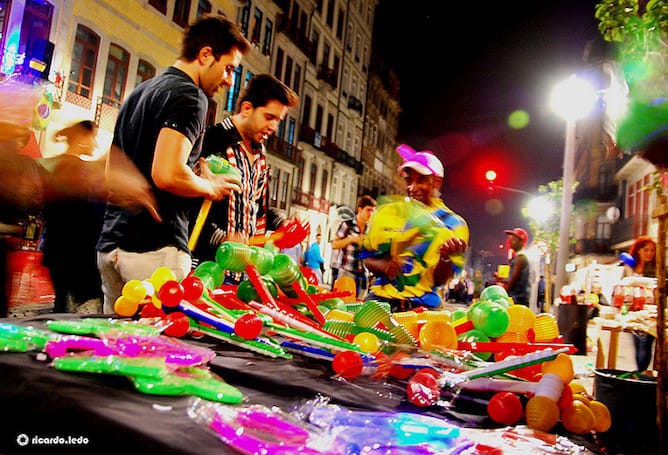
{"left": 624, "top": 235, "right": 658, "bottom": 372}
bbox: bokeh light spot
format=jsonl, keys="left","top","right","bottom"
{"left": 507, "top": 110, "right": 530, "bottom": 129}
{"left": 485, "top": 198, "right": 505, "bottom": 216}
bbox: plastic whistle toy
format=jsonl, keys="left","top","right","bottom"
{"left": 188, "top": 155, "right": 242, "bottom": 251}
{"left": 46, "top": 318, "right": 161, "bottom": 337}
{"left": 45, "top": 334, "right": 216, "bottom": 368}
{"left": 0, "top": 322, "right": 57, "bottom": 352}
{"left": 307, "top": 404, "right": 461, "bottom": 450}
{"left": 440, "top": 347, "right": 571, "bottom": 387}
{"left": 210, "top": 404, "right": 327, "bottom": 455}
{"left": 53, "top": 355, "right": 243, "bottom": 403}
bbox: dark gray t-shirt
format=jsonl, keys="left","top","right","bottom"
{"left": 97, "top": 67, "right": 208, "bottom": 254}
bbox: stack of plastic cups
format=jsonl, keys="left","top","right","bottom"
{"left": 354, "top": 301, "right": 417, "bottom": 346}
{"left": 392, "top": 311, "right": 419, "bottom": 339}
{"left": 497, "top": 304, "right": 536, "bottom": 344}
{"left": 268, "top": 253, "right": 308, "bottom": 295}
{"left": 534, "top": 313, "right": 560, "bottom": 342}
{"left": 216, "top": 242, "right": 252, "bottom": 273}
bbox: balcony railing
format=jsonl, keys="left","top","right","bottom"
{"left": 291, "top": 187, "right": 331, "bottom": 213}
{"left": 298, "top": 125, "right": 363, "bottom": 174}
{"left": 574, "top": 184, "right": 618, "bottom": 202}
{"left": 317, "top": 65, "right": 338, "bottom": 89}
{"left": 574, "top": 238, "right": 612, "bottom": 254}
{"left": 266, "top": 135, "right": 301, "bottom": 164}
{"left": 348, "top": 95, "right": 363, "bottom": 114}
{"left": 610, "top": 216, "right": 635, "bottom": 246}
{"left": 275, "top": 13, "right": 313, "bottom": 57}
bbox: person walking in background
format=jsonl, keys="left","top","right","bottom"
{"left": 363, "top": 145, "right": 468, "bottom": 312}
{"left": 503, "top": 227, "right": 530, "bottom": 307}
{"left": 537, "top": 274, "right": 546, "bottom": 313}
{"left": 304, "top": 231, "right": 325, "bottom": 285}
{"left": 191, "top": 74, "right": 298, "bottom": 284}
{"left": 331, "top": 195, "right": 377, "bottom": 299}
{"left": 624, "top": 235, "right": 659, "bottom": 371}
{"left": 97, "top": 15, "right": 250, "bottom": 313}
{"left": 40, "top": 120, "right": 105, "bottom": 314}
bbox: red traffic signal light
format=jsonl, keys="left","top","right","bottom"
{"left": 485, "top": 170, "right": 497, "bottom": 184}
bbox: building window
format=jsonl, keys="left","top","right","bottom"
{"left": 301, "top": 95, "right": 311, "bottom": 127}
{"left": 326, "top": 113, "right": 334, "bottom": 139}
{"left": 149, "top": 0, "right": 167, "bottom": 15}
{"left": 288, "top": 117, "right": 296, "bottom": 144}
{"left": 321, "top": 169, "right": 328, "bottom": 199}
{"left": 274, "top": 47, "right": 284, "bottom": 80}
{"left": 173, "top": 0, "right": 191, "bottom": 27}
{"left": 68, "top": 25, "right": 99, "bottom": 99}
{"left": 297, "top": 157, "right": 305, "bottom": 190}
{"left": 309, "top": 162, "right": 317, "bottom": 193}
{"left": 270, "top": 167, "right": 280, "bottom": 206}
{"left": 135, "top": 59, "right": 156, "bottom": 87}
{"left": 315, "top": 105, "right": 323, "bottom": 133}
{"left": 102, "top": 43, "right": 130, "bottom": 107}
{"left": 262, "top": 19, "right": 273, "bottom": 55}
{"left": 284, "top": 56, "right": 293, "bottom": 88}
{"left": 225, "top": 65, "right": 243, "bottom": 111}
{"left": 280, "top": 171, "right": 290, "bottom": 209}
{"left": 326, "top": 0, "right": 334, "bottom": 28}
{"left": 239, "top": 3, "right": 251, "bottom": 37}
{"left": 336, "top": 9, "right": 344, "bottom": 40}
{"left": 196, "top": 0, "right": 211, "bottom": 18}
{"left": 244, "top": 70, "right": 253, "bottom": 90}
{"left": 251, "top": 7, "right": 263, "bottom": 44}
{"left": 293, "top": 64, "right": 301, "bottom": 93}
{"left": 277, "top": 118, "right": 286, "bottom": 139}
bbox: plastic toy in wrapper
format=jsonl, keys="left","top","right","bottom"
{"left": 0, "top": 322, "right": 58, "bottom": 352}
{"left": 362, "top": 196, "right": 466, "bottom": 302}
{"left": 189, "top": 399, "right": 333, "bottom": 455}
{"left": 53, "top": 355, "right": 243, "bottom": 403}
{"left": 45, "top": 317, "right": 161, "bottom": 337}
{"left": 47, "top": 330, "right": 244, "bottom": 403}
{"left": 293, "top": 396, "right": 468, "bottom": 454}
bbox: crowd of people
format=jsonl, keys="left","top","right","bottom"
{"left": 0, "top": 14, "right": 663, "bottom": 378}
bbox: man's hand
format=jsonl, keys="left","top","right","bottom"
{"left": 439, "top": 237, "right": 467, "bottom": 261}
{"left": 198, "top": 158, "right": 242, "bottom": 200}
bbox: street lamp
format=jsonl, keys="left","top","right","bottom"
{"left": 550, "top": 75, "right": 597, "bottom": 301}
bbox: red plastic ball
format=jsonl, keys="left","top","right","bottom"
{"left": 487, "top": 392, "right": 524, "bottom": 425}
{"left": 407, "top": 370, "right": 440, "bottom": 407}
{"left": 332, "top": 350, "right": 364, "bottom": 379}
{"left": 181, "top": 275, "right": 205, "bottom": 302}
{"left": 163, "top": 312, "right": 191, "bottom": 338}
{"left": 157, "top": 280, "right": 185, "bottom": 307}
{"left": 389, "top": 352, "right": 413, "bottom": 379}
{"left": 234, "top": 313, "right": 264, "bottom": 340}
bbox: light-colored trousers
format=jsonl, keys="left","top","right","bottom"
{"left": 97, "top": 246, "right": 191, "bottom": 314}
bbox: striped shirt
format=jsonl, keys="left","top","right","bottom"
{"left": 192, "top": 117, "right": 268, "bottom": 277}
{"left": 332, "top": 217, "right": 367, "bottom": 275}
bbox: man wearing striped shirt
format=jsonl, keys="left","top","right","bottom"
{"left": 192, "top": 74, "right": 298, "bottom": 283}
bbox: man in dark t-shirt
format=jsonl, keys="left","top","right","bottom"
{"left": 96, "top": 16, "right": 250, "bottom": 314}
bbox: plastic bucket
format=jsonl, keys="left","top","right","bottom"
{"left": 557, "top": 304, "right": 589, "bottom": 355}
{"left": 594, "top": 369, "right": 658, "bottom": 455}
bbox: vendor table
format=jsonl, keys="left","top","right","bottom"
{"left": 0, "top": 314, "right": 603, "bottom": 454}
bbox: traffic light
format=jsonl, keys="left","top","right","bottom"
{"left": 485, "top": 169, "right": 497, "bottom": 184}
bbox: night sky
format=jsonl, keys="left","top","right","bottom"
{"left": 373, "top": 0, "right": 605, "bottom": 268}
